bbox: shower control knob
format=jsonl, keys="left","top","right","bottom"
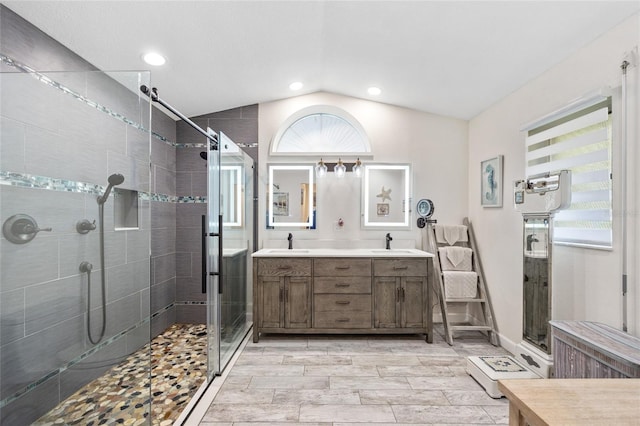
{"left": 2, "top": 214, "right": 52, "bottom": 244}
{"left": 79, "top": 261, "right": 93, "bottom": 273}
{"left": 76, "top": 219, "right": 97, "bottom": 234}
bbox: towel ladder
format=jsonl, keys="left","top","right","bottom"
{"left": 427, "top": 217, "right": 499, "bottom": 346}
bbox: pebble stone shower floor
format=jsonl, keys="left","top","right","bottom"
{"left": 34, "top": 323, "right": 207, "bottom": 426}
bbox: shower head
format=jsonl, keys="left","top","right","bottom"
{"left": 97, "top": 173, "right": 125, "bottom": 205}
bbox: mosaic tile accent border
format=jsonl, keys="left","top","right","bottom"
{"left": 0, "top": 171, "right": 207, "bottom": 204}
{"left": 176, "top": 142, "right": 258, "bottom": 149}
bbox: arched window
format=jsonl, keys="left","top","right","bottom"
{"left": 270, "top": 105, "right": 371, "bottom": 156}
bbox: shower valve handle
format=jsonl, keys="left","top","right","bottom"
{"left": 76, "top": 219, "right": 97, "bottom": 234}
{"left": 2, "top": 214, "right": 52, "bottom": 244}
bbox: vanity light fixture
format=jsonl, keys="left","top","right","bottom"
{"left": 142, "top": 52, "right": 166, "bottom": 66}
{"left": 334, "top": 158, "right": 347, "bottom": 178}
{"left": 315, "top": 158, "right": 328, "bottom": 178}
{"left": 289, "top": 81, "right": 303, "bottom": 91}
{"left": 352, "top": 158, "right": 363, "bottom": 178}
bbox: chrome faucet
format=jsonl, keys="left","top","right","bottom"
{"left": 526, "top": 234, "right": 539, "bottom": 251}
{"left": 385, "top": 233, "right": 393, "bottom": 250}
{"left": 288, "top": 233, "right": 293, "bottom": 250}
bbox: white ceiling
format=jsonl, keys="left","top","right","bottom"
{"left": 4, "top": 1, "right": 640, "bottom": 120}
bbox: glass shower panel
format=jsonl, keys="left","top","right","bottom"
{"left": 219, "top": 132, "right": 254, "bottom": 371}
{"left": 0, "top": 69, "right": 152, "bottom": 425}
{"left": 207, "top": 127, "right": 222, "bottom": 378}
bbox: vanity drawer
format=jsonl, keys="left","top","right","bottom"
{"left": 314, "top": 277, "right": 371, "bottom": 294}
{"left": 314, "top": 311, "right": 372, "bottom": 328}
{"left": 258, "top": 258, "right": 312, "bottom": 277}
{"left": 314, "top": 258, "right": 371, "bottom": 276}
{"left": 314, "top": 294, "right": 372, "bottom": 312}
{"left": 373, "top": 259, "right": 428, "bottom": 277}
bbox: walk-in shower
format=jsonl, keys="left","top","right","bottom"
{"left": 2, "top": 7, "right": 253, "bottom": 423}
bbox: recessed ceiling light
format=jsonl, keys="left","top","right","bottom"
{"left": 142, "top": 52, "right": 166, "bottom": 66}
{"left": 289, "top": 81, "right": 303, "bottom": 91}
{"left": 368, "top": 86, "right": 382, "bottom": 96}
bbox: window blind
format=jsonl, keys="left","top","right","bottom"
{"left": 525, "top": 100, "right": 612, "bottom": 248}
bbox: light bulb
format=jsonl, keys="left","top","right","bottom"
{"left": 352, "top": 158, "right": 363, "bottom": 178}
{"left": 315, "top": 159, "right": 328, "bottom": 178}
{"left": 334, "top": 158, "right": 346, "bottom": 178}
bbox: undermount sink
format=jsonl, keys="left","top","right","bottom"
{"left": 525, "top": 250, "right": 547, "bottom": 259}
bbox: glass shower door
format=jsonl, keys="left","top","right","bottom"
{"left": 0, "top": 69, "right": 152, "bottom": 425}
{"left": 204, "top": 130, "right": 253, "bottom": 378}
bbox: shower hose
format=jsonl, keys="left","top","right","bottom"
{"left": 85, "top": 203, "right": 107, "bottom": 345}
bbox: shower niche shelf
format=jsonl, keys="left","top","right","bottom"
{"left": 114, "top": 189, "right": 139, "bottom": 230}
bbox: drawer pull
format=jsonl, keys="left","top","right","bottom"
{"left": 335, "top": 266, "right": 351, "bottom": 270}
{"left": 335, "top": 300, "right": 351, "bottom": 305}
{"left": 277, "top": 265, "right": 292, "bottom": 270}
{"left": 336, "top": 318, "right": 350, "bottom": 323}
{"left": 393, "top": 266, "right": 409, "bottom": 270}
{"left": 335, "top": 283, "right": 351, "bottom": 288}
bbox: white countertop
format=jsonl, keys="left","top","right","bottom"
{"left": 223, "top": 248, "right": 248, "bottom": 257}
{"left": 252, "top": 248, "right": 434, "bottom": 258}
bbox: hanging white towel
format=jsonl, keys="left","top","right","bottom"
{"left": 438, "top": 247, "right": 473, "bottom": 271}
{"left": 442, "top": 271, "right": 478, "bottom": 299}
{"left": 435, "top": 225, "right": 468, "bottom": 245}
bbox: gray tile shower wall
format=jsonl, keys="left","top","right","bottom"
{"left": 0, "top": 4, "right": 176, "bottom": 424}
{"left": 150, "top": 103, "right": 178, "bottom": 340}
{"left": 174, "top": 105, "right": 258, "bottom": 323}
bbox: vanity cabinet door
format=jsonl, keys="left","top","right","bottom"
{"left": 401, "top": 276, "right": 426, "bottom": 328}
{"left": 259, "top": 276, "right": 283, "bottom": 329}
{"left": 373, "top": 277, "right": 400, "bottom": 328}
{"left": 373, "top": 259, "right": 428, "bottom": 329}
{"left": 285, "top": 277, "right": 312, "bottom": 328}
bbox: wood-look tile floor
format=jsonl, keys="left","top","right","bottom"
{"left": 200, "top": 329, "right": 510, "bottom": 425}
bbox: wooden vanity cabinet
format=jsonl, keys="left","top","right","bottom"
{"left": 254, "top": 258, "right": 312, "bottom": 342}
{"left": 253, "top": 255, "right": 432, "bottom": 343}
{"left": 313, "top": 258, "right": 372, "bottom": 329}
{"left": 373, "top": 259, "right": 432, "bottom": 342}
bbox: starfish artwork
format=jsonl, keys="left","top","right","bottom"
{"left": 376, "top": 186, "right": 392, "bottom": 202}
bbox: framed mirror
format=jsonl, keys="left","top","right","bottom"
{"left": 362, "top": 164, "right": 411, "bottom": 228}
{"left": 268, "top": 165, "right": 315, "bottom": 228}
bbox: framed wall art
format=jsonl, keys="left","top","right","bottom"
{"left": 481, "top": 155, "right": 503, "bottom": 208}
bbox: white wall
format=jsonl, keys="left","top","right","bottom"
{"left": 258, "top": 92, "right": 468, "bottom": 249}
{"left": 468, "top": 14, "right": 640, "bottom": 347}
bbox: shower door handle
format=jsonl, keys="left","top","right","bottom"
{"left": 202, "top": 215, "right": 207, "bottom": 293}
{"left": 201, "top": 214, "right": 224, "bottom": 294}
{"left": 217, "top": 214, "right": 223, "bottom": 294}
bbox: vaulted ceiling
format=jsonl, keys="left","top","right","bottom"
{"left": 4, "top": 1, "right": 639, "bottom": 120}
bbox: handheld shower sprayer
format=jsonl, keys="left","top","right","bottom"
{"left": 88, "top": 173, "right": 124, "bottom": 345}
{"left": 97, "top": 174, "right": 125, "bottom": 205}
